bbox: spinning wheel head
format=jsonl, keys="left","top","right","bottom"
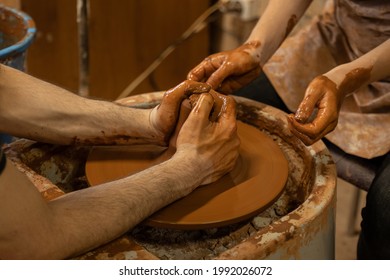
{"left": 86, "top": 118, "right": 288, "bottom": 230}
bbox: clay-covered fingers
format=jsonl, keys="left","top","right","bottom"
{"left": 288, "top": 114, "right": 337, "bottom": 145}
{"left": 188, "top": 45, "right": 262, "bottom": 94}
{"left": 289, "top": 101, "right": 338, "bottom": 146}
{"left": 176, "top": 93, "right": 240, "bottom": 185}
{"left": 206, "top": 95, "right": 240, "bottom": 183}
{"left": 160, "top": 80, "right": 211, "bottom": 111}
{"left": 187, "top": 53, "right": 228, "bottom": 89}
{"left": 150, "top": 80, "right": 211, "bottom": 143}
{"left": 190, "top": 93, "right": 216, "bottom": 127}
{"left": 294, "top": 85, "right": 323, "bottom": 124}
{"left": 216, "top": 94, "right": 238, "bottom": 127}
{"left": 289, "top": 76, "right": 341, "bottom": 145}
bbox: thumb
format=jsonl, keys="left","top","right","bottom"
{"left": 187, "top": 93, "right": 214, "bottom": 127}
{"left": 206, "top": 63, "right": 231, "bottom": 90}
{"left": 295, "top": 87, "right": 320, "bottom": 123}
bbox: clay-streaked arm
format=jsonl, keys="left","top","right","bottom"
{"left": 289, "top": 39, "right": 390, "bottom": 145}
{"left": 245, "top": 0, "right": 312, "bottom": 66}
{"left": 323, "top": 38, "right": 390, "bottom": 89}
{"left": 0, "top": 65, "right": 210, "bottom": 146}
{"left": 0, "top": 93, "right": 240, "bottom": 259}
{"left": 187, "top": 0, "right": 312, "bottom": 93}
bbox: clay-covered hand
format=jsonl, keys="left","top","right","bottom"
{"left": 187, "top": 42, "right": 262, "bottom": 94}
{"left": 175, "top": 93, "right": 240, "bottom": 185}
{"left": 149, "top": 80, "right": 211, "bottom": 145}
{"left": 288, "top": 75, "right": 344, "bottom": 145}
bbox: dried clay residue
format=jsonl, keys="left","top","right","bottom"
{"left": 285, "top": 14, "right": 297, "bottom": 38}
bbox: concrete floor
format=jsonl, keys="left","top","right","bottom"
{"left": 335, "top": 178, "right": 367, "bottom": 260}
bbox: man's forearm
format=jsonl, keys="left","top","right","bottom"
{"left": 48, "top": 152, "right": 202, "bottom": 258}
{"left": 0, "top": 152, "right": 203, "bottom": 259}
{"left": 0, "top": 65, "right": 157, "bottom": 145}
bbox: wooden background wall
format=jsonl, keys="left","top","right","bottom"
{"left": 21, "top": 0, "right": 80, "bottom": 93}
{"left": 87, "top": 0, "right": 210, "bottom": 100}
{"left": 2, "top": 0, "right": 210, "bottom": 100}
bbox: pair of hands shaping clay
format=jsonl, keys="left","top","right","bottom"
{"left": 165, "top": 89, "right": 227, "bottom": 154}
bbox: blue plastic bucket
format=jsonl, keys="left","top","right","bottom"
{"left": 0, "top": 5, "right": 36, "bottom": 143}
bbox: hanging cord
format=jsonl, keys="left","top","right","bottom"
{"left": 115, "top": 1, "right": 223, "bottom": 100}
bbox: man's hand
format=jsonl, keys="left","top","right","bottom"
{"left": 175, "top": 93, "right": 240, "bottom": 185}
{"left": 187, "top": 42, "right": 262, "bottom": 94}
{"left": 149, "top": 80, "right": 210, "bottom": 145}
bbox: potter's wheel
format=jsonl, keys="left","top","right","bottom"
{"left": 85, "top": 121, "right": 288, "bottom": 230}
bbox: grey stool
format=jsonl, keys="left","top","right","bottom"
{"left": 325, "top": 140, "right": 381, "bottom": 235}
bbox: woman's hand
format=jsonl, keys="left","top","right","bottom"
{"left": 288, "top": 75, "right": 343, "bottom": 145}
{"left": 289, "top": 40, "right": 390, "bottom": 146}
{"left": 187, "top": 42, "right": 262, "bottom": 94}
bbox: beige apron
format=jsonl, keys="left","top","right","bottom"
{"left": 263, "top": 0, "right": 390, "bottom": 159}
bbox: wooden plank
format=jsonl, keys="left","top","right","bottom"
{"left": 88, "top": 0, "right": 210, "bottom": 100}
{"left": 21, "top": 0, "right": 79, "bottom": 93}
